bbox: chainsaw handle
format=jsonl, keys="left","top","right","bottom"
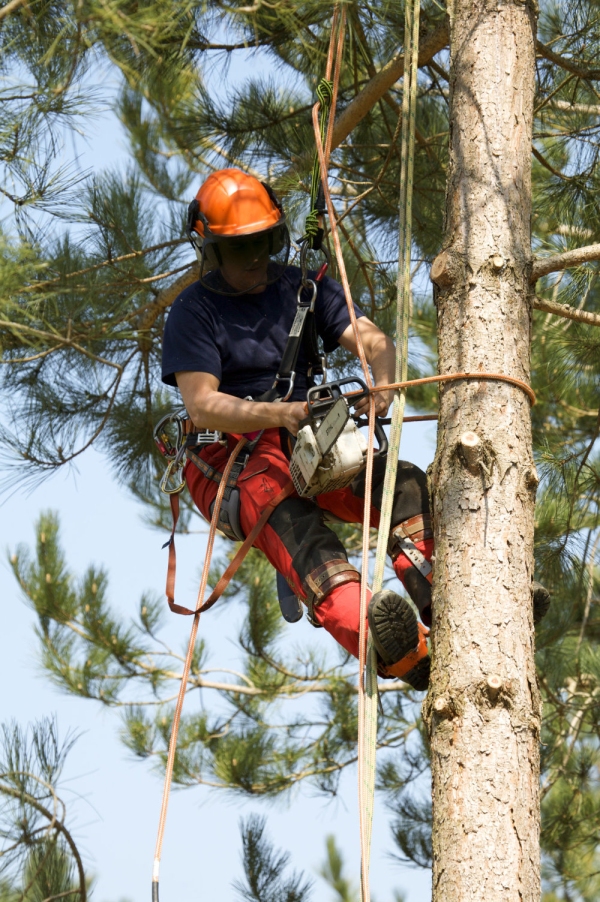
{"left": 373, "top": 416, "right": 388, "bottom": 458}
{"left": 306, "top": 375, "right": 368, "bottom": 412}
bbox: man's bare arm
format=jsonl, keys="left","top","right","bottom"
{"left": 338, "top": 317, "right": 396, "bottom": 416}
{"left": 175, "top": 371, "right": 308, "bottom": 435}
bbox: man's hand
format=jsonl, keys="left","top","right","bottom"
{"left": 353, "top": 386, "right": 394, "bottom": 419}
{"left": 280, "top": 401, "right": 309, "bottom": 436}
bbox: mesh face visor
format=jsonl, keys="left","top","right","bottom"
{"left": 187, "top": 200, "right": 290, "bottom": 297}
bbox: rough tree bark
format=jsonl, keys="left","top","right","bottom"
{"left": 426, "top": 0, "right": 541, "bottom": 899}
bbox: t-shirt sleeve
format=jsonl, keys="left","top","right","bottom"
{"left": 315, "top": 274, "right": 365, "bottom": 353}
{"left": 161, "top": 286, "right": 221, "bottom": 387}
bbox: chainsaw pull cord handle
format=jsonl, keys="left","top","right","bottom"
{"left": 372, "top": 415, "right": 388, "bottom": 459}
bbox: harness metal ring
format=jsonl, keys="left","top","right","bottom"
{"left": 296, "top": 279, "right": 318, "bottom": 312}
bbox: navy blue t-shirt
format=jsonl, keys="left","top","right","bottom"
{"left": 161, "top": 266, "right": 364, "bottom": 401}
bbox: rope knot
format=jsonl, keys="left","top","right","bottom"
{"left": 316, "top": 77, "right": 333, "bottom": 107}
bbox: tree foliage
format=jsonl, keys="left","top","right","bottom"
{"left": 0, "top": 718, "right": 88, "bottom": 902}
{"left": 1, "top": 0, "right": 600, "bottom": 899}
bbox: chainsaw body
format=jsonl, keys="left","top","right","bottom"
{"left": 289, "top": 378, "right": 387, "bottom": 497}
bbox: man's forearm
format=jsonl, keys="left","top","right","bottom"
{"left": 185, "top": 389, "right": 287, "bottom": 433}
{"left": 367, "top": 334, "right": 396, "bottom": 387}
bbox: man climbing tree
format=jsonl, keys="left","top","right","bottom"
{"left": 2, "top": 2, "right": 600, "bottom": 899}
{"left": 162, "top": 167, "right": 433, "bottom": 689}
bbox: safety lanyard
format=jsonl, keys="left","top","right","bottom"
{"left": 259, "top": 254, "right": 329, "bottom": 403}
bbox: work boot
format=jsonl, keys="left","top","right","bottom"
{"left": 533, "top": 581, "right": 551, "bottom": 624}
{"left": 368, "top": 589, "right": 430, "bottom": 691}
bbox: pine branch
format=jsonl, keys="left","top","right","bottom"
{"left": 533, "top": 296, "right": 600, "bottom": 326}
{"left": 531, "top": 244, "right": 600, "bottom": 281}
{"left": 536, "top": 40, "right": 600, "bottom": 80}
{"left": 331, "top": 21, "right": 450, "bottom": 151}
{"left": 0, "top": 782, "right": 86, "bottom": 901}
{"left": 29, "top": 239, "right": 185, "bottom": 290}
{"left": 0, "top": 0, "right": 27, "bottom": 21}
{"left": 138, "top": 262, "right": 200, "bottom": 331}
{"left": 532, "top": 145, "right": 576, "bottom": 181}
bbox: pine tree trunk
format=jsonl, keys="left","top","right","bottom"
{"left": 426, "top": 0, "right": 541, "bottom": 899}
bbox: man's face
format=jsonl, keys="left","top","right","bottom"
{"left": 217, "top": 233, "right": 270, "bottom": 293}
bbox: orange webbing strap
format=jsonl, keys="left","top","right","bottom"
{"left": 165, "top": 462, "right": 295, "bottom": 615}
{"left": 163, "top": 435, "right": 248, "bottom": 614}
{"left": 154, "top": 441, "right": 294, "bottom": 899}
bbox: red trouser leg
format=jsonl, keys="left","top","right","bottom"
{"left": 185, "top": 430, "right": 306, "bottom": 597}
{"left": 316, "top": 456, "right": 434, "bottom": 624}
{"left": 186, "top": 432, "right": 368, "bottom": 659}
{"left": 392, "top": 538, "right": 434, "bottom": 625}
{"left": 312, "top": 582, "right": 371, "bottom": 658}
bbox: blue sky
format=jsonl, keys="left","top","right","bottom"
{"left": 1, "top": 48, "right": 438, "bottom": 902}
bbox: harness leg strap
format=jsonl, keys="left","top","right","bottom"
{"left": 304, "top": 559, "right": 361, "bottom": 627}
{"left": 388, "top": 514, "right": 434, "bottom": 623}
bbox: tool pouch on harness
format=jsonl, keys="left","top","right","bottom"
{"left": 209, "top": 487, "right": 244, "bottom": 542}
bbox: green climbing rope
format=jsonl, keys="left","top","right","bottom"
{"left": 359, "top": 0, "right": 421, "bottom": 898}
{"left": 304, "top": 77, "right": 334, "bottom": 246}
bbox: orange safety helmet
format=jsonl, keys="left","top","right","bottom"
{"left": 186, "top": 169, "right": 290, "bottom": 295}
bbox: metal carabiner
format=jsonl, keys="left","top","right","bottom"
{"left": 153, "top": 410, "right": 186, "bottom": 459}
{"left": 160, "top": 456, "right": 186, "bottom": 495}
{"left": 271, "top": 372, "right": 296, "bottom": 402}
{"left": 299, "top": 239, "right": 331, "bottom": 287}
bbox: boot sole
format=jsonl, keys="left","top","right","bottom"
{"left": 368, "top": 589, "right": 430, "bottom": 691}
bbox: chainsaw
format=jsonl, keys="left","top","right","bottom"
{"left": 289, "top": 377, "right": 388, "bottom": 497}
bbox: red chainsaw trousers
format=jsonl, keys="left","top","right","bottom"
{"left": 185, "top": 428, "right": 432, "bottom": 660}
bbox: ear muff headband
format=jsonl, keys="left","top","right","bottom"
{"left": 261, "top": 182, "right": 284, "bottom": 216}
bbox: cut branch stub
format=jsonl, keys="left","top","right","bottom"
{"left": 459, "top": 431, "right": 482, "bottom": 476}
{"left": 433, "top": 696, "right": 453, "bottom": 718}
{"left": 486, "top": 674, "right": 503, "bottom": 701}
{"left": 430, "top": 250, "right": 453, "bottom": 288}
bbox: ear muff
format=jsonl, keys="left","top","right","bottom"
{"left": 187, "top": 198, "right": 200, "bottom": 239}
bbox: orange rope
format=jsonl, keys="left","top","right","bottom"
{"left": 369, "top": 371, "right": 537, "bottom": 406}
{"left": 311, "top": 9, "right": 378, "bottom": 899}
{"left": 152, "top": 437, "right": 247, "bottom": 897}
